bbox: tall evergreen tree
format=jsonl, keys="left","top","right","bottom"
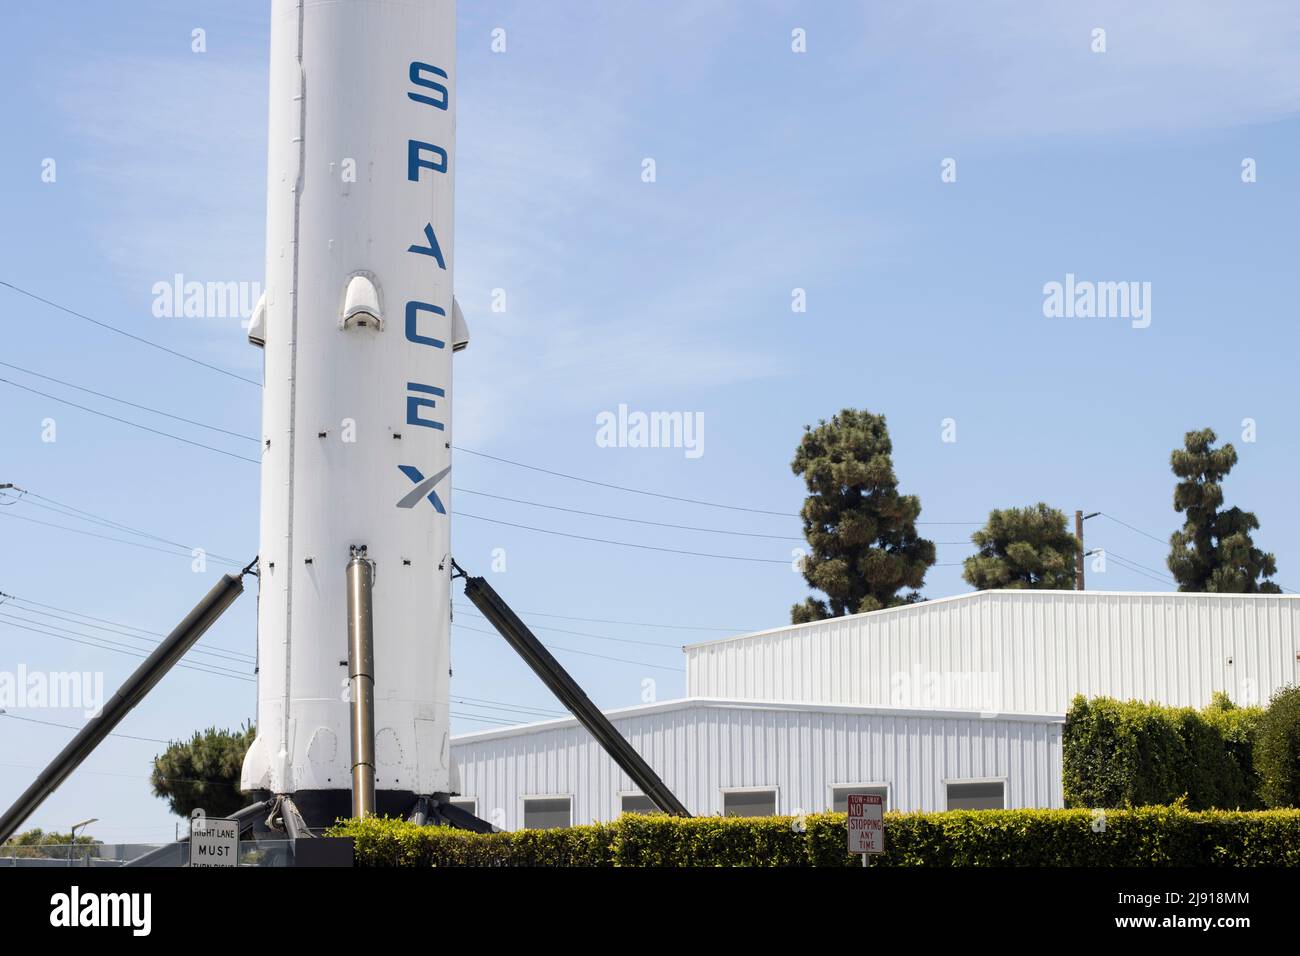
{"left": 151, "top": 723, "right": 254, "bottom": 818}
{"left": 963, "top": 503, "right": 1078, "bottom": 590}
{"left": 1167, "top": 428, "right": 1280, "bottom": 593}
{"left": 791, "top": 409, "right": 936, "bottom": 623}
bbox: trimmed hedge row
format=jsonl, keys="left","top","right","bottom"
{"left": 328, "top": 807, "right": 1300, "bottom": 867}
{"left": 1064, "top": 693, "right": 1263, "bottom": 810}
{"left": 1256, "top": 686, "right": 1300, "bottom": 808}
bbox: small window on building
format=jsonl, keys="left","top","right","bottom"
{"left": 449, "top": 798, "right": 477, "bottom": 817}
{"left": 620, "top": 793, "right": 658, "bottom": 815}
{"left": 722, "top": 788, "right": 777, "bottom": 817}
{"left": 522, "top": 796, "right": 571, "bottom": 830}
{"left": 831, "top": 785, "right": 889, "bottom": 813}
{"left": 946, "top": 781, "right": 1005, "bottom": 811}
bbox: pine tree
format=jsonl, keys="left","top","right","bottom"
{"left": 963, "top": 503, "right": 1078, "bottom": 590}
{"left": 791, "top": 409, "right": 936, "bottom": 622}
{"left": 151, "top": 723, "right": 255, "bottom": 818}
{"left": 1167, "top": 428, "right": 1280, "bottom": 593}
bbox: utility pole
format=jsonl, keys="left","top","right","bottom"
{"left": 68, "top": 818, "right": 96, "bottom": 868}
{"left": 1076, "top": 511, "right": 1099, "bottom": 590}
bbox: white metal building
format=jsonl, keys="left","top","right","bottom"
{"left": 685, "top": 591, "right": 1300, "bottom": 714}
{"left": 450, "top": 590, "right": 1300, "bottom": 829}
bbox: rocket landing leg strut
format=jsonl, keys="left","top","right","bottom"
{"left": 451, "top": 560, "right": 691, "bottom": 818}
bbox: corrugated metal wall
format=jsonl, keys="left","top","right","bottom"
{"left": 451, "top": 701, "right": 1063, "bottom": 829}
{"left": 685, "top": 591, "right": 1300, "bottom": 714}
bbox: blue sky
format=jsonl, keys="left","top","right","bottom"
{"left": 2, "top": 0, "right": 1298, "bottom": 844}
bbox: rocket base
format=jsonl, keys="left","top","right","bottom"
{"left": 247, "top": 789, "right": 495, "bottom": 833}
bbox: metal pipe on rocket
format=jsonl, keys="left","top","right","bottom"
{"left": 346, "top": 546, "right": 377, "bottom": 819}
{"left": 241, "top": 0, "right": 468, "bottom": 824}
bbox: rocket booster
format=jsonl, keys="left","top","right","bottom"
{"left": 241, "top": 0, "right": 464, "bottom": 808}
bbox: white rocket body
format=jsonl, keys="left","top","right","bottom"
{"left": 241, "top": 0, "right": 463, "bottom": 804}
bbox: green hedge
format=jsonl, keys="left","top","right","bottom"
{"left": 1063, "top": 693, "right": 1263, "bottom": 810}
{"left": 1256, "top": 686, "right": 1300, "bottom": 808}
{"left": 328, "top": 807, "right": 1300, "bottom": 867}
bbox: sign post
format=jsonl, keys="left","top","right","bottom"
{"left": 189, "top": 816, "right": 239, "bottom": 868}
{"left": 846, "top": 793, "right": 884, "bottom": 867}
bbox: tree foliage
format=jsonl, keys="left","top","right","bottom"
{"left": 1063, "top": 694, "right": 1263, "bottom": 810}
{"left": 151, "top": 723, "right": 254, "bottom": 818}
{"left": 1255, "top": 685, "right": 1300, "bottom": 809}
{"left": 962, "top": 503, "right": 1078, "bottom": 590}
{"left": 0, "top": 828, "right": 100, "bottom": 860}
{"left": 1166, "top": 428, "right": 1280, "bottom": 593}
{"left": 790, "top": 409, "right": 935, "bottom": 623}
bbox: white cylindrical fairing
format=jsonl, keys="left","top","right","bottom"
{"left": 241, "top": 0, "right": 460, "bottom": 806}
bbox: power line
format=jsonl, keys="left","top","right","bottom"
{"left": 0, "top": 616, "right": 255, "bottom": 682}
{"left": 1106, "top": 550, "right": 1174, "bottom": 581}
{"left": 1, "top": 604, "right": 254, "bottom": 667}
{"left": 3, "top": 698, "right": 550, "bottom": 742}
{"left": 0, "top": 285, "right": 985, "bottom": 530}
{"left": 3, "top": 707, "right": 545, "bottom": 737}
{"left": 0, "top": 370, "right": 258, "bottom": 447}
{"left": 454, "top": 622, "right": 685, "bottom": 672}
{"left": 1, "top": 489, "right": 245, "bottom": 566}
{"left": 458, "top": 511, "right": 791, "bottom": 564}
{"left": 450, "top": 695, "right": 566, "bottom": 719}
{"left": 0, "top": 361, "right": 258, "bottom": 442}
{"left": 0, "top": 711, "right": 169, "bottom": 744}
{"left": 0, "top": 360, "right": 979, "bottom": 533}
{"left": 0, "top": 280, "right": 262, "bottom": 387}
{"left": 15, "top": 363, "right": 777, "bottom": 523}
{"left": 0, "top": 510, "right": 244, "bottom": 568}
{"left": 0, "top": 612, "right": 255, "bottom": 679}
{"left": 448, "top": 709, "right": 528, "bottom": 727}
{"left": 456, "top": 488, "right": 971, "bottom": 544}
{"left": 0, "top": 758, "right": 236, "bottom": 788}
{"left": 456, "top": 447, "right": 983, "bottom": 526}
{"left": 7, "top": 480, "right": 964, "bottom": 564}
{"left": 0, "top": 377, "right": 261, "bottom": 464}
{"left": 0, "top": 593, "right": 253, "bottom": 661}
{"left": 454, "top": 603, "right": 683, "bottom": 649}
{"left": 465, "top": 606, "right": 757, "bottom": 634}
{"left": 10, "top": 485, "right": 962, "bottom": 574}
{"left": 0, "top": 598, "right": 579, "bottom": 721}
{"left": 0, "top": 348, "right": 977, "bottom": 561}
{"left": 454, "top": 487, "right": 804, "bottom": 541}
{"left": 0, "top": 484, "right": 963, "bottom": 575}
{"left": 1097, "top": 514, "right": 1296, "bottom": 594}
{"left": 1103, "top": 551, "right": 1177, "bottom": 588}
{"left": 453, "top": 446, "right": 794, "bottom": 517}
{"left": 4, "top": 484, "right": 790, "bottom": 568}
{"left": 1097, "top": 512, "right": 1167, "bottom": 546}
{"left": 6, "top": 592, "right": 696, "bottom": 687}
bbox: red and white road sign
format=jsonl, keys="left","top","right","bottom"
{"left": 846, "top": 793, "right": 884, "bottom": 855}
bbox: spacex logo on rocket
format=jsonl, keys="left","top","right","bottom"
{"left": 398, "top": 58, "right": 458, "bottom": 512}
{"left": 397, "top": 465, "right": 450, "bottom": 511}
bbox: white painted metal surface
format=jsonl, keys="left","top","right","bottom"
{"left": 685, "top": 591, "right": 1300, "bottom": 715}
{"left": 242, "top": 0, "right": 460, "bottom": 797}
{"left": 451, "top": 699, "right": 1063, "bottom": 829}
